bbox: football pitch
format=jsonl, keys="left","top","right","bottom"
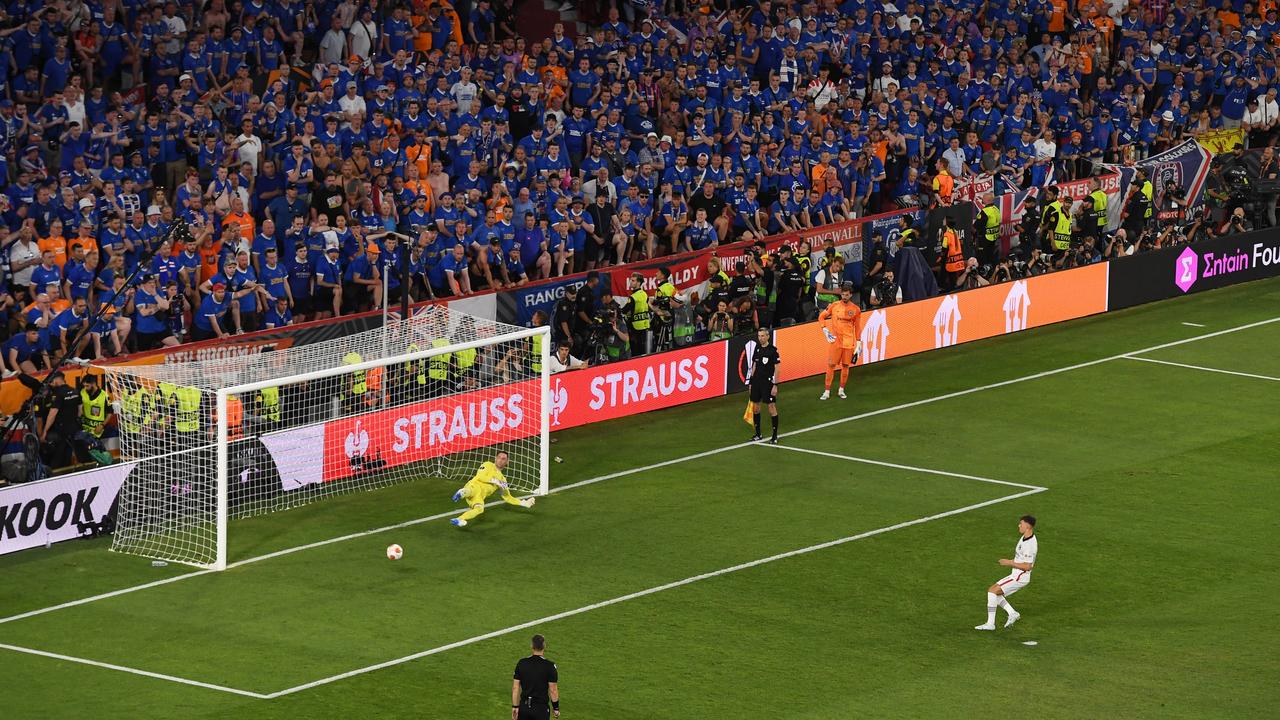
{"left": 2, "top": 278, "right": 1278, "bottom": 719}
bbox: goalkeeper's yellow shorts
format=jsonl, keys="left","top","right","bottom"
{"left": 461, "top": 479, "right": 494, "bottom": 506}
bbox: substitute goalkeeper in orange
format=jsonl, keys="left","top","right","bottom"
{"left": 819, "top": 282, "right": 862, "bottom": 400}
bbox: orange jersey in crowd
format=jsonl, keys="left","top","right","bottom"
{"left": 820, "top": 300, "right": 862, "bottom": 349}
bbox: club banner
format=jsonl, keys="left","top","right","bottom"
{"left": 260, "top": 380, "right": 542, "bottom": 489}
{"left": 771, "top": 262, "right": 1109, "bottom": 383}
{"left": 0, "top": 462, "right": 135, "bottom": 555}
{"left": 1196, "top": 129, "right": 1245, "bottom": 155}
{"left": 547, "top": 342, "right": 728, "bottom": 430}
{"left": 954, "top": 173, "right": 996, "bottom": 203}
{"left": 1107, "top": 228, "right": 1280, "bottom": 309}
{"left": 510, "top": 276, "right": 592, "bottom": 327}
{"left": 996, "top": 172, "right": 1124, "bottom": 252}
{"left": 1105, "top": 140, "right": 1213, "bottom": 221}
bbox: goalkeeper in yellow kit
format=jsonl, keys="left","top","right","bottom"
{"left": 449, "top": 451, "right": 535, "bottom": 527}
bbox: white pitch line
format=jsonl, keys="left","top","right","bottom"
{"left": 0, "top": 643, "right": 269, "bottom": 699}
{"left": 1123, "top": 355, "right": 1280, "bottom": 382}
{"left": 2, "top": 314, "right": 1277, "bottom": 629}
{"left": 263, "top": 486, "right": 1045, "bottom": 699}
{"left": 1182, "top": 322, "right": 1207, "bottom": 327}
{"left": 759, "top": 444, "right": 1047, "bottom": 492}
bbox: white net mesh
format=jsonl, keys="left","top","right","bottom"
{"left": 102, "top": 306, "right": 548, "bottom": 568}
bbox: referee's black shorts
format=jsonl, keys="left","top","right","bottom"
{"left": 517, "top": 702, "right": 550, "bottom": 720}
{"left": 749, "top": 379, "right": 776, "bottom": 404}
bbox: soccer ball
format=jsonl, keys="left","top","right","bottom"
{"left": 386, "top": 544, "right": 403, "bottom": 560}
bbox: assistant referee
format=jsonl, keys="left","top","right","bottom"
{"left": 749, "top": 327, "right": 781, "bottom": 444}
{"left": 512, "top": 634, "right": 560, "bottom": 719}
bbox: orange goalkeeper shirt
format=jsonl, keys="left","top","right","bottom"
{"left": 820, "top": 300, "right": 862, "bottom": 349}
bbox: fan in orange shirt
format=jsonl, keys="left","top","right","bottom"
{"left": 818, "top": 282, "right": 862, "bottom": 400}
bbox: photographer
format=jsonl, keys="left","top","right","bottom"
{"left": 17, "top": 371, "right": 91, "bottom": 471}
{"left": 813, "top": 255, "right": 846, "bottom": 312}
{"left": 584, "top": 289, "right": 630, "bottom": 364}
{"left": 869, "top": 270, "right": 902, "bottom": 307}
{"left": 1220, "top": 206, "right": 1255, "bottom": 236}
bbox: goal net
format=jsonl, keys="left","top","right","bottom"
{"left": 101, "top": 305, "right": 550, "bottom": 570}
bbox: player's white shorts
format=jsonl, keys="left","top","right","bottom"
{"left": 994, "top": 570, "right": 1030, "bottom": 596}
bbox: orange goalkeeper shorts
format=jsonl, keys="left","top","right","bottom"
{"left": 827, "top": 343, "right": 856, "bottom": 367}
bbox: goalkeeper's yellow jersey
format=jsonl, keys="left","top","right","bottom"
{"left": 472, "top": 461, "right": 506, "bottom": 487}
{"left": 464, "top": 461, "right": 508, "bottom": 502}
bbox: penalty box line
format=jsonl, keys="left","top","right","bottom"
{"left": 757, "top": 444, "right": 1048, "bottom": 492}
{"left": 0, "top": 642, "right": 271, "bottom": 700}
{"left": 0, "top": 315, "right": 1274, "bottom": 630}
{"left": 261, "top": 484, "right": 1046, "bottom": 699}
{"left": 1122, "top": 355, "right": 1280, "bottom": 383}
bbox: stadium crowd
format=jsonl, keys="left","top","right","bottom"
{"left": 0, "top": 0, "right": 1273, "bottom": 378}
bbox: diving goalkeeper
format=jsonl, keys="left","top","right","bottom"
{"left": 450, "top": 451, "right": 534, "bottom": 527}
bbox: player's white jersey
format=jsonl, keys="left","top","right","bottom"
{"left": 1013, "top": 534, "right": 1038, "bottom": 576}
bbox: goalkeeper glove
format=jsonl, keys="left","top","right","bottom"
{"left": 822, "top": 328, "right": 836, "bottom": 343}
{"left": 854, "top": 340, "right": 862, "bottom": 357}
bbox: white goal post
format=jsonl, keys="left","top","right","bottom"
{"left": 102, "top": 306, "right": 551, "bottom": 570}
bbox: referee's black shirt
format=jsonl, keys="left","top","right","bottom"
{"left": 514, "top": 654, "right": 558, "bottom": 710}
{"left": 751, "top": 343, "right": 780, "bottom": 384}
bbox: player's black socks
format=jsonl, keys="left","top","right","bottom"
{"left": 771, "top": 413, "right": 779, "bottom": 434}
{"left": 753, "top": 413, "right": 762, "bottom": 434}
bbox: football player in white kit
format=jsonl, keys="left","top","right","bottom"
{"left": 976, "top": 515, "right": 1038, "bottom": 630}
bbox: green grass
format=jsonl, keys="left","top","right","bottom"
{"left": 2, "top": 277, "right": 1279, "bottom": 719}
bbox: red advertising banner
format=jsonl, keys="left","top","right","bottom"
{"left": 318, "top": 380, "right": 543, "bottom": 483}
{"left": 610, "top": 252, "right": 710, "bottom": 296}
{"left": 772, "top": 262, "right": 1109, "bottom": 383}
{"left": 547, "top": 342, "right": 728, "bottom": 430}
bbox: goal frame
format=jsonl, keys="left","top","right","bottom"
{"left": 207, "top": 324, "right": 551, "bottom": 571}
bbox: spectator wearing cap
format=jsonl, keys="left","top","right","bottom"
{"left": 190, "top": 281, "right": 232, "bottom": 342}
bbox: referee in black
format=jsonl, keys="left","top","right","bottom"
{"left": 512, "top": 634, "right": 559, "bottom": 719}
{"left": 749, "top": 327, "right": 781, "bottom": 444}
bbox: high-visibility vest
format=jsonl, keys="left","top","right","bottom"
{"left": 1140, "top": 180, "right": 1153, "bottom": 219}
{"left": 629, "top": 289, "right": 651, "bottom": 330}
{"left": 1049, "top": 201, "right": 1072, "bottom": 249}
{"left": 80, "top": 389, "right": 109, "bottom": 437}
{"left": 348, "top": 369, "right": 367, "bottom": 398}
{"left": 454, "top": 346, "right": 477, "bottom": 373}
{"left": 658, "top": 281, "right": 677, "bottom": 299}
{"left": 174, "top": 386, "right": 202, "bottom": 433}
{"left": 900, "top": 228, "right": 918, "bottom": 247}
{"left": 157, "top": 382, "right": 177, "bottom": 430}
{"left": 223, "top": 395, "right": 243, "bottom": 440}
{"left": 796, "top": 254, "right": 812, "bottom": 293}
{"left": 1089, "top": 189, "right": 1108, "bottom": 229}
{"left": 934, "top": 172, "right": 954, "bottom": 203}
{"left": 943, "top": 229, "right": 964, "bottom": 272}
{"left": 428, "top": 337, "right": 452, "bottom": 380}
{"left": 530, "top": 334, "right": 543, "bottom": 373}
{"left": 120, "top": 388, "right": 154, "bottom": 434}
{"left": 980, "top": 205, "right": 1001, "bottom": 244}
{"left": 258, "top": 386, "right": 281, "bottom": 423}
{"left": 816, "top": 268, "right": 841, "bottom": 304}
